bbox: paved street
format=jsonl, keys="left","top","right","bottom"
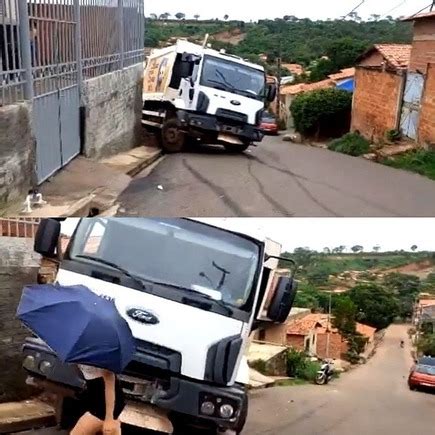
{"left": 117, "top": 135, "right": 435, "bottom": 217}
{"left": 245, "top": 324, "right": 435, "bottom": 435}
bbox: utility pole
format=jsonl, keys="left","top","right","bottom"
{"left": 326, "top": 292, "right": 332, "bottom": 359}
{"left": 276, "top": 56, "right": 282, "bottom": 121}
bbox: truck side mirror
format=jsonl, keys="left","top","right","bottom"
{"left": 267, "top": 277, "right": 298, "bottom": 323}
{"left": 34, "top": 218, "right": 61, "bottom": 258}
{"left": 266, "top": 83, "right": 277, "bottom": 102}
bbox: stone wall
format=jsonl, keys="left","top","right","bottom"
{"left": 409, "top": 19, "right": 435, "bottom": 74}
{"left": 82, "top": 63, "right": 145, "bottom": 159}
{"left": 351, "top": 68, "right": 404, "bottom": 142}
{"left": 0, "top": 102, "right": 35, "bottom": 205}
{"left": 0, "top": 237, "right": 41, "bottom": 403}
{"left": 419, "top": 63, "right": 435, "bottom": 146}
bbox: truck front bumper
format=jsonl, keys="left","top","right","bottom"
{"left": 177, "top": 110, "right": 264, "bottom": 143}
{"left": 22, "top": 338, "right": 245, "bottom": 430}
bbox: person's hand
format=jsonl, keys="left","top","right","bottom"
{"left": 103, "top": 418, "right": 120, "bottom": 435}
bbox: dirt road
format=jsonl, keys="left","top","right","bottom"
{"left": 117, "top": 136, "right": 435, "bottom": 217}
{"left": 245, "top": 324, "right": 435, "bottom": 435}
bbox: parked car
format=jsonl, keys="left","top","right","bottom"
{"left": 259, "top": 112, "right": 279, "bottom": 135}
{"left": 408, "top": 357, "right": 435, "bottom": 390}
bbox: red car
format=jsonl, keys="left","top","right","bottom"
{"left": 259, "top": 112, "right": 279, "bottom": 135}
{"left": 408, "top": 357, "right": 435, "bottom": 390}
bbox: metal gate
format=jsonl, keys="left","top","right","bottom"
{"left": 400, "top": 72, "right": 424, "bottom": 140}
{"left": 29, "top": 0, "right": 80, "bottom": 183}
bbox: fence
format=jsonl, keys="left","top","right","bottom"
{"left": 0, "top": 218, "right": 40, "bottom": 238}
{"left": 0, "top": 0, "right": 144, "bottom": 105}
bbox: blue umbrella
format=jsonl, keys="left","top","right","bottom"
{"left": 17, "top": 284, "right": 136, "bottom": 374}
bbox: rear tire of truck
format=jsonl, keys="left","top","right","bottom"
{"left": 161, "top": 118, "right": 186, "bottom": 153}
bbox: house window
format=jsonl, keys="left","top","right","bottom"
{"left": 304, "top": 338, "right": 310, "bottom": 352}
{"left": 258, "top": 329, "right": 266, "bottom": 342}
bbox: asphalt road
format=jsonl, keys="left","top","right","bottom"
{"left": 117, "top": 135, "right": 435, "bottom": 217}
{"left": 245, "top": 324, "right": 435, "bottom": 435}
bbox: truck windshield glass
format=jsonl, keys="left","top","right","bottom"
{"left": 200, "top": 55, "right": 265, "bottom": 100}
{"left": 68, "top": 218, "right": 260, "bottom": 309}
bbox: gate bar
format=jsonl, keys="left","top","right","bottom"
{"left": 74, "top": 0, "right": 82, "bottom": 101}
{"left": 17, "top": 0, "right": 34, "bottom": 100}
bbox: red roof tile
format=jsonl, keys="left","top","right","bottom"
{"left": 402, "top": 11, "right": 435, "bottom": 22}
{"left": 373, "top": 44, "right": 412, "bottom": 69}
{"left": 356, "top": 323, "right": 376, "bottom": 338}
{"left": 328, "top": 67, "right": 355, "bottom": 82}
{"left": 281, "top": 79, "right": 333, "bottom": 96}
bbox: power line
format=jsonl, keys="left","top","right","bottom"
{"left": 408, "top": 2, "right": 433, "bottom": 19}
{"left": 381, "top": 0, "right": 408, "bottom": 18}
{"left": 341, "top": 0, "right": 366, "bottom": 19}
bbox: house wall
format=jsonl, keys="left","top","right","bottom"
{"left": 286, "top": 334, "right": 306, "bottom": 351}
{"left": 81, "top": 63, "right": 144, "bottom": 159}
{"left": 409, "top": 19, "right": 435, "bottom": 74}
{"left": 0, "top": 102, "right": 36, "bottom": 205}
{"left": 0, "top": 237, "right": 41, "bottom": 402}
{"left": 351, "top": 68, "right": 404, "bottom": 142}
{"left": 419, "top": 63, "right": 435, "bottom": 145}
{"left": 358, "top": 51, "right": 384, "bottom": 68}
{"left": 316, "top": 332, "right": 348, "bottom": 360}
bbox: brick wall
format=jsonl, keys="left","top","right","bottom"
{"left": 419, "top": 63, "right": 435, "bottom": 145}
{"left": 286, "top": 334, "right": 305, "bottom": 351}
{"left": 0, "top": 237, "right": 41, "bottom": 402}
{"left": 351, "top": 68, "right": 404, "bottom": 142}
{"left": 316, "top": 332, "right": 348, "bottom": 360}
{"left": 409, "top": 19, "right": 435, "bottom": 74}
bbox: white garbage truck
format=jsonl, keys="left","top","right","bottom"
{"left": 22, "top": 218, "right": 296, "bottom": 434}
{"left": 142, "top": 40, "right": 277, "bottom": 153}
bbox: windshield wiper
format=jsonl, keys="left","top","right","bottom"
{"left": 206, "top": 79, "right": 234, "bottom": 92}
{"left": 144, "top": 278, "right": 234, "bottom": 316}
{"left": 74, "top": 255, "right": 146, "bottom": 290}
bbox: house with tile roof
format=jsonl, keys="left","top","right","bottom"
{"left": 352, "top": 11, "right": 435, "bottom": 144}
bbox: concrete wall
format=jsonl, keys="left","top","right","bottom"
{"left": 0, "top": 237, "right": 41, "bottom": 403}
{"left": 409, "top": 19, "right": 435, "bottom": 74}
{"left": 419, "top": 63, "right": 435, "bottom": 145}
{"left": 0, "top": 102, "right": 35, "bottom": 205}
{"left": 82, "top": 63, "right": 145, "bottom": 159}
{"left": 351, "top": 68, "right": 404, "bottom": 142}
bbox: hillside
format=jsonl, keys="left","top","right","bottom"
{"left": 145, "top": 18, "right": 413, "bottom": 73}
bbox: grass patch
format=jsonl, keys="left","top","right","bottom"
{"left": 383, "top": 150, "right": 435, "bottom": 181}
{"left": 328, "top": 132, "right": 371, "bottom": 157}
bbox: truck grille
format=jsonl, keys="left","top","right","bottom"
{"left": 216, "top": 108, "right": 248, "bottom": 124}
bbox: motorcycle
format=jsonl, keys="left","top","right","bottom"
{"left": 315, "top": 360, "right": 334, "bottom": 385}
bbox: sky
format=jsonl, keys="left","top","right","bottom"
{"left": 61, "top": 218, "right": 435, "bottom": 253}
{"left": 145, "top": 0, "right": 431, "bottom": 21}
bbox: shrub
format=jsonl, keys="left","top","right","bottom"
{"left": 249, "top": 359, "right": 267, "bottom": 375}
{"left": 286, "top": 349, "right": 320, "bottom": 383}
{"left": 328, "top": 132, "right": 371, "bottom": 156}
{"left": 290, "top": 88, "right": 352, "bottom": 138}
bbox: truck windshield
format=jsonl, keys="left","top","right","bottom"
{"left": 200, "top": 55, "right": 265, "bottom": 100}
{"left": 68, "top": 218, "right": 260, "bottom": 309}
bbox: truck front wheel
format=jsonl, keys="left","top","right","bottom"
{"left": 161, "top": 118, "right": 186, "bottom": 153}
{"left": 232, "top": 392, "right": 248, "bottom": 434}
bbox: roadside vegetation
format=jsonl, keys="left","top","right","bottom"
{"left": 328, "top": 132, "right": 371, "bottom": 157}
{"left": 291, "top": 89, "right": 352, "bottom": 139}
{"left": 383, "top": 150, "right": 435, "bottom": 181}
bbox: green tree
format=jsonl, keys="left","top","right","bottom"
{"left": 175, "top": 12, "right": 185, "bottom": 20}
{"left": 292, "top": 247, "right": 317, "bottom": 269}
{"left": 224, "top": 14, "right": 229, "bottom": 21}
{"left": 411, "top": 245, "right": 418, "bottom": 252}
{"left": 309, "top": 58, "right": 334, "bottom": 82}
{"left": 351, "top": 245, "right": 364, "bottom": 253}
{"left": 348, "top": 284, "right": 400, "bottom": 329}
{"left": 383, "top": 273, "right": 421, "bottom": 318}
{"left": 417, "top": 334, "right": 435, "bottom": 357}
{"left": 194, "top": 14, "right": 200, "bottom": 20}
{"left": 332, "top": 296, "right": 357, "bottom": 335}
{"left": 326, "top": 37, "right": 367, "bottom": 72}
{"left": 150, "top": 13, "right": 157, "bottom": 19}
{"left": 373, "top": 245, "right": 381, "bottom": 253}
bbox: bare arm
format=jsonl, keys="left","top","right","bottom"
{"left": 102, "top": 370, "right": 116, "bottom": 421}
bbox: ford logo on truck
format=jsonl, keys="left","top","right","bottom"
{"left": 127, "top": 308, "right": 159, "bottom": 325}
{"left": 230, "top": 100, "right": 241, "bottom": 106}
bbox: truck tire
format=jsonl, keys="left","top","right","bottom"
{"left": 161, "top": 118, "right": 186, "bottom": 153}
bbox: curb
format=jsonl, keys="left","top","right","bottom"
{"left": 125, "top": 149, "right": 163, "bottom": 178}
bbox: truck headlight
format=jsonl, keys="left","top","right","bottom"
{"left": 39, "top": 360, "right": 52, "bottom": 375}
{"left": 200, "top": 401, "right": 215, "bottom": 416}
{"left": 23, "top": 355, "right": 36, "bottom": 370}
{"left": 219, "top": 404, "right": 234, "bottom": 419}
